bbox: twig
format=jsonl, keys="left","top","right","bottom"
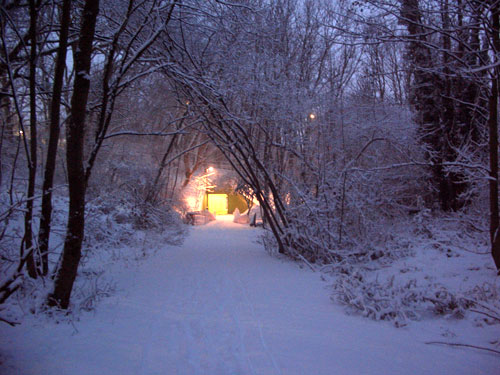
{"left": 464, "top": 298, "right": 500, "bottom": 316}
{"left": 296, "top": 254, "right": 316, "bottom": 272}
{"left": 0, "top": 315, "right": 20, "bottom": 326}
{"left": 425, "top": 341, "right": 500, "bottom": 355}
{"left": 470, "top": 309, "right": 500, "bottom": 322}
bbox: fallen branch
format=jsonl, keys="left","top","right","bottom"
{"left": 425, "top": 341, "right": 500, "bottom": 355}
{"left": 470, "top": 308, "right": 500, "bottom": 322}
{"left": 0, "top": 315, "right": 20, "bottom": 326}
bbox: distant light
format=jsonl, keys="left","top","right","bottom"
{"left": 309, "top": 113, "right": 316, "bottom": 120}
{"left": 207, "top": 166, "right": 215, "bottom": 173}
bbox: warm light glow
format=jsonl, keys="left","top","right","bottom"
{"left": 185, "top": 196, "right": 198, "bottom": 211}
{"left": 207, "top": 166, "right": 215, "bottom": 173}
{"left": 207, "top": 194, "right": 228, "bottom": 215}
{"left": 309, "top": 113, "right": 316, "bottom": 120}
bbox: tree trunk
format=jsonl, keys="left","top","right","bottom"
{"left": 48, "top": 0, "right": 99, "bottom": 309}
{"left": 24, "top": 0, "right": 38, "bottom": 278}
{"left": 37, "top": 0, "right": 71, "bottom": 276}
{"left": 400, "top": 0, "right": 469, "bottom": 211}
{"left": 489, "top": 1, "right": 500, "bottom": 271}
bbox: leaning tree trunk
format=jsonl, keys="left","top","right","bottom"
{"left": 489, "top": 1, "right": 500, "bottom": 272}
{"left": 37, "top": 0, "right": 71, "bottom": 276}
{"left": 48, "top": 0, "right": 99, "bottom": 309}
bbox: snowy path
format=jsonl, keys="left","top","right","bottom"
{"left": 1, "top": 216, "right": 498, "bottom": 374}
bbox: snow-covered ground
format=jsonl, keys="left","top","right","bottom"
{"left": 1, "top": 216, "right": 499, "bottom": 374}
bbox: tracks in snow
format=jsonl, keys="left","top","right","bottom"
{"left": 129, "top": 217, "right": 281, "bottom": 374}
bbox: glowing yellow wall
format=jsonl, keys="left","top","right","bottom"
{"left": 207, "top": 194, "right": 228, "bottom": 215}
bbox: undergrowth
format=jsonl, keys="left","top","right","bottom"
{"left": 0, "top": 190, "right": 186, "bottom": 323}
{"left": 327, "top": 211, "right": 499, "bottom": 328}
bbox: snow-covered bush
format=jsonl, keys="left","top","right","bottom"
{"left": 332, "top": 269, "right": 498, "bottom": 327}
{"left": 0, "top": 193, "right": 25, "bottom": 274}
{"left": 333, "top": 272, "right": 421, "bottom": 324}
{"left": 329, "top": 211, "right": 498, "bottom": 327}
{"left": 71, "top": 270, "right": 117, "bottom": 313}
{"left": 0, "top": 184, "right": 186, "bottom": 322}
{"left": 272, "top": 102, "right": 430, "bottom": 264}
{"left": 332, "top": 271, "right": 476, "bottom": 326}
{"left": 83, "top": 189, "right": 185, "bottom": 260}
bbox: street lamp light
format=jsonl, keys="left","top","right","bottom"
{"left": 309, "top": 113, "right": 316, "bottom": 120}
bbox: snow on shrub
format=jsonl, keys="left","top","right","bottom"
{"left": 332, "top": 270, "right": 476, "bottom": 326}
{"left": 329, "top": 212, "right": 498, "bottom": 327}
{"left": 84, "top": 191, "right": 184, "bottom": 251}
{"left": 0, "top": 189, "right": 186, "bottom": 321}
{"left": 332, "top": 272, "right": 422, "bottom": 325}
{"left": 333, "top": 270, "right": 498, "bottom": 327}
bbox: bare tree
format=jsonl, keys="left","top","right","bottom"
{"left": 48, "top": 0, "right": 100, "bottom": 309}
{"left": 22, "top": 0, "right": 39, "bottom": 278}
{"left": 37, "top": 0, "right": 72, "bottom": 277}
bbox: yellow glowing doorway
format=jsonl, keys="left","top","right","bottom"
{"left": 207, "top": 194, "right": 228, "bottom": 215}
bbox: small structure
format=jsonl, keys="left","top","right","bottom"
{"left": 183, "top": 166, "right": 249, "bottom": 220}
{"left": 203, "top": 188, "right": 247, "bottom": 216}
{"left": 206, "top": 193, "right": 229, "bottom": 215}
{"left": 185, "top": 209, "right": 216, "bottom": 225}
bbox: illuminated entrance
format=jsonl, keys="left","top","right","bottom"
{"left": 207, "top": 194, "right": 228, "bottom": 215}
